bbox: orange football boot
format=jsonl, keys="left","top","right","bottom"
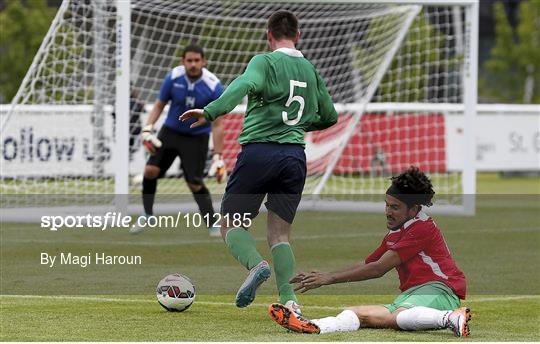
{"left": 268, "top": 303, "right": 320, "bottom": 334}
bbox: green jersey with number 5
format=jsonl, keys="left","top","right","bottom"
{"left": 203, "top": 48, "right": 338, "bottom": 146}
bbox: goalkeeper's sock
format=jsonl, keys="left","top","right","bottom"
{"left": 312, "top": 310, "right": 361, "bottom": 334}
{"left": 271, "top": 242, "right": 298, "bottom": 304}
{"left": 142, "top": 177, "right": 157, "bottom": 215}
{"left": 225, "top": 228, "right": 263, "bottom": 270}
{"left": 192, "top": 185, "right": 215, "bottom": 221}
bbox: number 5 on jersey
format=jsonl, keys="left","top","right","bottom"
{"left": 282, "top": 80, "right": 307, "bottom": 126}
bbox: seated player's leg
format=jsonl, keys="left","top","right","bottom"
{"left": 177, "top": 133, "right": 218, "bottom": 236}
{"left": 346, "top": 305, "right": 399, "bottom": 329}
{"left": 265, "top": 145, "right": 306, "bottom": 310}
{"left": 270, "top": 282, "right": 471, "bottom": 337}
{"left": 269, "top": 303, "right": 471, "bottom": 336}
{"left": 220, "top": 144, "right": 272, "bottom": 307}
{"left": 269, "top": 303, "right": 387, "bottom": 334}
{"left": 390, "top": 282, "right": 471, "bottom": 337}
{"left": 396, "top": 306, "right": 471, "bottom": 337}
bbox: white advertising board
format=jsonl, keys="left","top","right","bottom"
{"left": 446, "top": 114, "right": 540, "bottom": 171}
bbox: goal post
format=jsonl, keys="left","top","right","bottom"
{"left": 462, "top": 0, "right": 479, "bottom": 215}
{"left": 115, "top": 0, "right": 131, "bottom": 205}
{"left": 0, "top": 0, "right": 479, "bottom": 219}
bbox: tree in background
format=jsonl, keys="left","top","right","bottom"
{"left": 0, "top": 0, "right": 56, "bottom": 103}
{"left": 354, "top": 10, "right": 461, "bottom": 104}
{"left": 480, "top": 1, "right": 540, "bottom": 103}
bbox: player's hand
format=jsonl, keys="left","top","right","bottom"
{"left": 179, "top": 109, "right": 208, "bottom": 128}
{"left": 208, "top": 153, "right": 227, "bottom": 183}
{"left": 293, "top": 271, "right": 332, "bottom": 293}
{"left": 290, "top": 272, "right": 307, "bottom": 284}
{"left": 290, "top": 270, "right": 321, "bottom": 283}
{"left": 141, "top": 124, "right": 162, "bottom": 155}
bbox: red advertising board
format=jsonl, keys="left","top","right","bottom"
{"left": 221, "top": 112, "right": 446, "bottom": 174}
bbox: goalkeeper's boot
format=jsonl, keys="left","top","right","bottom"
{"left": 235, "top": 260, "right": 271, "bottom": 308}
{"left": 446, "top": 307, "right": 471, "bottom": 337}
{"left": 129, "top": 214, "right": 147, "bottom": 234}
{"left": 268, "top": 303, "right": 320, "bottom": 334}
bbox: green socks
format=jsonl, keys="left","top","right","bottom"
{"left": 225, "top": 229, "right": 298, "bottom": 304}
{"left": 271, "top": 242, "right": 298, "bottom": 304}
{"left": 225, "top": 228, "right": 263, "bottom": 270}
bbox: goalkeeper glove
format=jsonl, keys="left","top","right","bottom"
{"left": 141, "top": 124, "right": 162, "bottom": 155}
{"left": 208, "top": 153, "right": 227, "bottom": 183}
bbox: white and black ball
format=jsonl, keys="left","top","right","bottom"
{"left": 156, "top": 273, "right": 195, "bottom": 312}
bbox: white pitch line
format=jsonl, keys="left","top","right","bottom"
{"left": 0, "top": 295, "right": 155, "bottom": 303}
{"left": 3, "top": 227, "right": 538, "bottom": 246}
{"left": 465, "top": 295, "right": 540, "bottom": 303}
{"left": 0, "top": 294, "right": 342, "bottom": 310}
{"left": 1, "top": 294, "right": 538, "bottom": 310}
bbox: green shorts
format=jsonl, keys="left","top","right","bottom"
{"left": 384, "top": 282, "right": 460, "bottom": 313}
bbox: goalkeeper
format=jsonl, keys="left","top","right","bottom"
{"left": 180, "top": 11, "right": 338, "bottom": 314}
{"left": 131, "top": 44, "right": 226, "bottom": 237}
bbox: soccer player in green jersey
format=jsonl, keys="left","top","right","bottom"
{"left": 180, "top": 10, "right": 338, "bottom": 314}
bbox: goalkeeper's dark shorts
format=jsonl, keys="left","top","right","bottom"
{"left": 146, "top": 126, "right": 209, "bottom": 185}
{"left": 221, "top": 143, "right": 306, "bottom": 224}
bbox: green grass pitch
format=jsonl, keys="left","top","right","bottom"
{"left": 2, "top": 295, "right": 539, "bottom": 341}
{"left": 1, "top": 173, "right": 539, "bottom": 341}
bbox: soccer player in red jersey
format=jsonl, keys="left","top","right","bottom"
{"left": 269, "top": 166, "right": 472, "bottom": 337}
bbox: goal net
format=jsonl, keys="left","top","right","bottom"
{"left": 0, "top": 0, "right": 477, "bottom": 218}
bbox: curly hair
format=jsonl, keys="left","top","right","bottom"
{"left": 388, "top": 166, "right": 435, "bottom": 208}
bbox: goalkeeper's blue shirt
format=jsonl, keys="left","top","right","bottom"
{"left": 159, "top": 66, "right": 224, "bottom": 135}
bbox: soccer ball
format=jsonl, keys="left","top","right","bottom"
{"left": 156, "top": 273, "right": 195, "bottom": 312}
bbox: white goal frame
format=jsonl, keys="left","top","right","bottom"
{"left": 114, "top": 0, "right": 478, "bottom": 215}
{"left": 1, "top": 0, "right": 479, "bottom": 220}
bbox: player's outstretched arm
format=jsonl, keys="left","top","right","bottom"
{"left": 179, "top": 109, "right": 207, "bottom": 128}
{"left": 290, "top": 261, "right": 364, "bottom": 284}
{"left": 203, "top": 55, "right": 266, "bottom": 121}
{"left": 293, "top": 251, "right": 401, "bottom": 293}
{"left": 292, "top": 271, "right": 333, "bottom": 293}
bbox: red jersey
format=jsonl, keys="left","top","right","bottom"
{"left": 365, "top": 211, "right": 467, "bottom": 299}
